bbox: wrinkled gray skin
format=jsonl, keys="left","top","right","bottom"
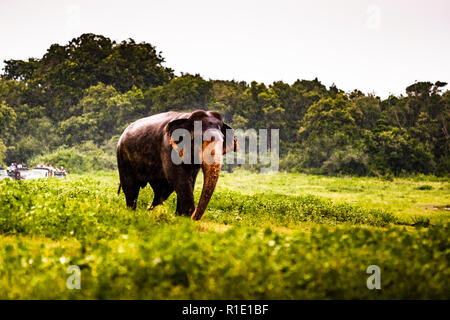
{"left": 117, "top": 110, "right": 236, "bottom": 220}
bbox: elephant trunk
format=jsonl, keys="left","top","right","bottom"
{"left": 191, "top": 139, "right": 223, "bottom": 220}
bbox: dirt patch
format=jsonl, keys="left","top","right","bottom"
{"left": 424, "top": 205, "right": 450, "bottom": 211}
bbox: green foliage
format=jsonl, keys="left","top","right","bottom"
{"left": 143, "top": 73, "right": 213, "bottom": 113}
{"left": 206, "top": 190, "right": 396, "bottom": 228}
{"left": 0, "top": 173, "right": 448, "bottom": 299}
{"left": 0, "top": 33, "right": 449, "bottom": 176}
{"left": 29, "top": 142, "right": 116, "bottom": 173}
{"left": 3, "top": 222, "right": 448, "bottom": 299}
{"left": 321, "top": 146, "right": 369, "bottom": 176}
{"left": 368, "top": 128, "right": 436, "bottom": 175}
{"left": 0, "top": 101, "right": 17, "bottom": 160}
{"left": 3, "top": 33, "right": 173, "bottom": 93}
{"left": 0, "top": 100, "right": 17, "bottom": 133}
{"left": 58, "top": 83, "right": 145, "bottom": 146}
{"left": 0, "top": 140, "right": 6, "bottom": 166}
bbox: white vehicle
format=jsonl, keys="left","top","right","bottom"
{"left": 0, "top": 169, "right": 12, "bottom": 181}
{"left": 25, "top": 168, "right": 52, "bottom": 180}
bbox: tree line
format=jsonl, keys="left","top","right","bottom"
{"left": 0, "top": 33, "right": 448, "bottom": 176}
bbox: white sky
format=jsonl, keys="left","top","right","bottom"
{"left": 0, "top": 0, "right": 449, "bottom": 98}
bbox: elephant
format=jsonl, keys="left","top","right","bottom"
{"left": 116, "top": 110, "right": 237, "bottom": 220}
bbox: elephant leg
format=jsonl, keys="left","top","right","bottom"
{"left": 164, "top": 165, "right": 199, "bottom": 216}
{"left": 173, "top": 181, "right": 195, "bottom": 217}
{"left": 148, "top": 179, "right": 174, "bottom": 210}
{"left": 122, "top": 179, "right": 140, "bottom": 210}
{"left": 117, "top": 152, "right": 141, "bottom": 210}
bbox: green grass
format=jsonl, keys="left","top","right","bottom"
{"left": 0, "top": 170, "right": 449, "bottom": 299}
{"left": 217, "top": 170, "right": 450, "bottom": 225}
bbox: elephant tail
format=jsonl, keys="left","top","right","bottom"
{"left": 118, "top": 183, "right": 122, "bottom": 195}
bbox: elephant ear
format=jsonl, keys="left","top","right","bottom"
{"left": 166, "top": 118, "right": 192, "bottom": 152}
{"left": 222, "top": 123, "right": 238, "bottom": 153}
{"left": 167, "top": 110, "right": 209, "bottom": 135}
{"left": 188, "top": 109, "right": 208, "bottom": 121}
{"left": 209, "top": 111, "right": 223, "bottom": 121}
{"left": 167, "top": 118, "right": 191, "bottom": 135}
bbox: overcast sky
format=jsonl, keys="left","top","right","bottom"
{"left": 1, "top": 0, "right": 449, "bottom": 97}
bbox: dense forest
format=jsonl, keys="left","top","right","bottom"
{"left": 0, "top": 33, "right": 448, "bottom": 176}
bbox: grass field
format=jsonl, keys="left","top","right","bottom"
{"left": 0, "top": 170, "right": 449, "bottom": 299}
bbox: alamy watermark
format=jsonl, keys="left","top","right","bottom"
{"left": 366, "top": 4, "right": 381, "bottom": 30}
{"left": 170, "top": 121, "right": 280, "bottom": 173}
{"left": 366, "top": 265, "right": 381, "bottom": 290}
{"left": 66, "top": 265, "right": 81, "bottom": 290}
{"left": 66, "top": 5, "right": 81, "bottom": 30}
